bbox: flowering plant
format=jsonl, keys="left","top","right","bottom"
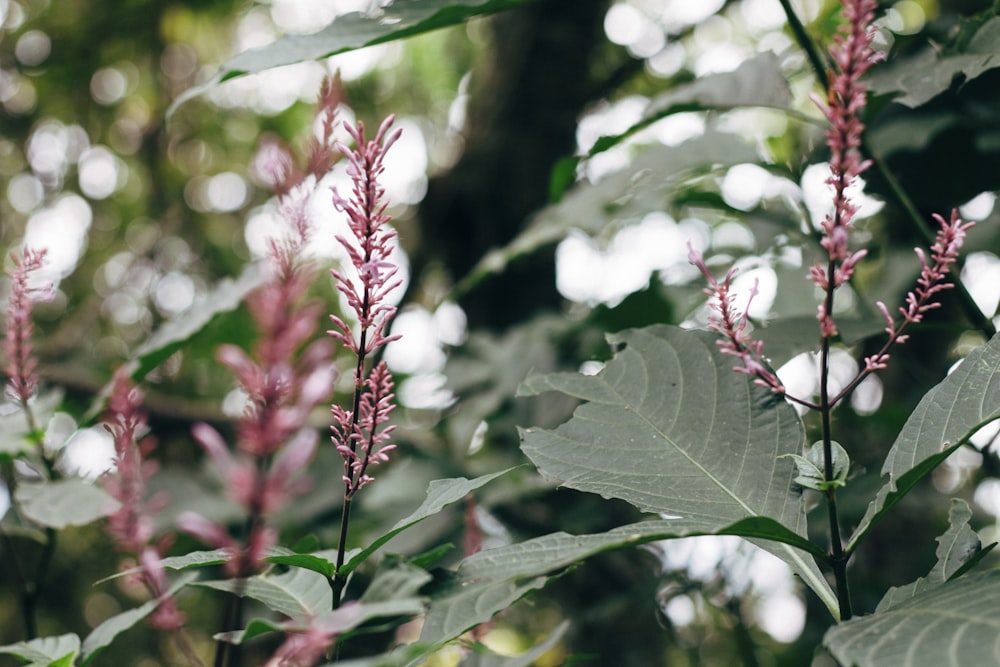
{"left": 2, "top": 1, "right": 1000, "bottom": 666}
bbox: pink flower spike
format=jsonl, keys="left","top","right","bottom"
{"left": 4, "top": 247, "right": 51, "bottom": 408}
{"left": 688, "top": 243, "right": 785, "bottom": 395}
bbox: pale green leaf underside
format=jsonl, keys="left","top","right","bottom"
{"left": 0, "top": 633, "right": 79, "bottom": 667}
{"left": 169, "top": 0, "right": 537, "bottom": 115}
{"left": 824, "top": 570, "right": 1000, "bottom": 666}
{"left": 15, "top": 478, "right": 120, "bottom": 529}
{"left": 876, "top": 499, "right": 985, "bottom": 613}
{"left": 867, "top": 16, "right": 1000, "bottom": 107}
{"left": 518, "top": 325, "right": 837, "bottom": 616}
{"left": 421, "top": 515, "right": 826, "bottom": 652}
{"left": 850, "top": 334, "right": 1000, "bottom": 550}
{"left": 197, "top": 566, "right": 331, "bottom": 618}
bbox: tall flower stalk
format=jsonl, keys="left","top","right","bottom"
{"left": 4, "top": 247, "right": 51, "bottom": 435}
{"left": 102, "top": 371, "right": 203, "bottom": 666}
{"left": 2, "top": 246, "right": 57, "bottom": 639}
{"left": 178, "top": 81, "right": 341, "bottom": 667}
{"left": 327, "top": 115, "right": 403, "bottom": 608}
{"left": 692, "top": 0, "right": 973, "bottom": 621}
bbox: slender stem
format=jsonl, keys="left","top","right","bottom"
{"left": 781, "top": 0, "right": 994, "bottom": 341}
{"left": 21, "top": 527, "right": 57, "bottom": 639}
{"left": 778, "top": 0, "right": 829, "bottom": 90}
{"left": 332, "top": 496, "right": 353, "bottom": 610}
{"left": 819, "top": 257, "right": 853, "bottom": 619}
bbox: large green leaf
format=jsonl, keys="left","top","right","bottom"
{"left": 867, "top": 16, "right": 1000, "bottom": 108}
{"left": 0, "top": 634, "right": 79, "bottom": 667}
{"left": 518, "top": 325, "right": 838, "bottom": 615}
{"left": 875, "top": 499, "right": 993, "bottom": 613}
{"left": 823, "top": 570, "right": 1000, "bottom": 666}
{"left": 420, "top": 516, "right": 826, "bottom": 651}
{"left": 169, "top": 0, "right": 538, "bottom": 115}
{"left": 456, "top": 132, "right": 759, "bottom": 296}
{"left": 221, "top": 599, "right": 425, "bottom": 645}
{"left": 196, "top": 566, "right": 331, "bottom": 618}
{"left": 848, "top": 334, "right": 1000, "bottom": 551}
{"left": 15, "top": 478, "right": 120, "bottom": 529}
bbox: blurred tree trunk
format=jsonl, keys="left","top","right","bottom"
{"left": 417, "top": 0, "right": 610, "bottom": 330}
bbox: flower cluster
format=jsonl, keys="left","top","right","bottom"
{"left": 101, "top": 372, "right": 199, "bottom": 663}
{"left": 177, "top": 82, "right": 343, "bottom": 577}
{"left": 691, "top": 0, "right": 973, "bottom": 411}
{"left": 808, "top": 0, "right": 882, "bottom": 338}
{"left": 865, "top": 210, "right": 974, "bottom": 371}
{"left": 688, "top": 244, "right": 784, "bottom": 394}
{"left": 4, "top": 247, "right": 51, "bottom": 411}
{"left": 328, "top": 116, "right": 403, "bottom": 498}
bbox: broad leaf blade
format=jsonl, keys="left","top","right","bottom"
{"left": 867, "top": 16, "right": 1000, "bottom": 108}
{"left": 421, "top": 516, "right": 826, "bottom": 651}
{"left": 15, "top": 478, "right": 120, "bottom": 529}
{"left": 849, "top": 334, "right": 1000, "bottom": 551}
{"left": 518, "top": 325, "right": 837, "bottom": 615}
{"left": 0, "top": 634, "right": 80, "bottom": 667}
{"left": 196, "top": 566, "right": 330, "bottom": 618}
{"left": 221, "top": 599, "right": 424, "bottom": 645}
{"left": 824, "top": 570, "right": 1000, "bottom": 666}
{"left": 876, "top": 499, "right": 991, "bottom": 612}
{"left": 169, "top": 0, "right": 538, "bottom": 115}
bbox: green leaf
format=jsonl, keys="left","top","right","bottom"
{"left": 169, "top": 0, "right": 539, "bottom": 116}
{"left": 848, "top": 334, "right": 1000, "bottom": 551}
{"left": 0, "top": 634, "right": 80, "bottom": 667}
{"left": 867, "top": 16, "right": 1000, "bottom": 107}
{"left": 0, "top": 391, "right": 63, "bottom": 457}
{"left": 875, "top": 499, "right": 993, "bottom": 613}
{"left": 459, "top": 621, "right": 568, "bottom": 667}
{"left": 419, "top": 516, "right": 827, "bottom": 652}
{"left": 420, "top": 576, "right": 550, "bottom": 648}
{"left": 456, "top": 132, "right": 759, "bottom": 296}
{"left": 361, "top": 556, "right": 434, "bottom": 603}
{"left": 823, "top": 570, "right": 1000, "bottom": 666}
{"left": 196, "top": 566, "right": 331, "bottom": 618}
{"left": 15, "top": 478, "right": 120, "bottom": 529}
{"left": 95, "top": 548, "right": 232, "bottom": 585}
{"left": 81, "top": 573, "right": 198, "bottom": 665}
{"left": 341, "top": 468, "right": 516, "bottom": 577}
{"left": 518, "top": 325, "right": 838, "bottom": 616}
{"left": 779, "top": 441, "right": 849, "bottom": 492}
{"left": 220, "top": 599, "right": 425, "bottom": 645}
{"left": 586, "top": 53, "right": 792, "bottom": 160}
{"left": 265, "top": 549, "right": 339, "bottom": 579}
